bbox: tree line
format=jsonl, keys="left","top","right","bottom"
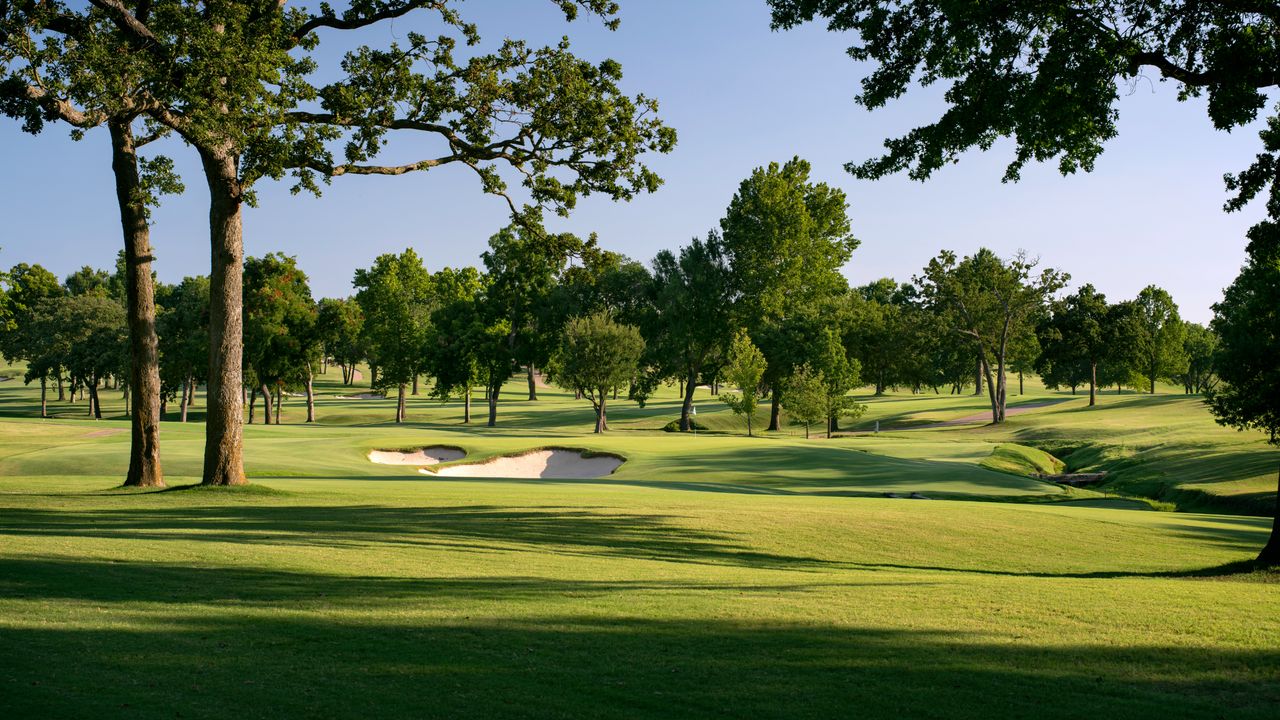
{"left": 2, "top": 155, "right": 1217, "bottom": 444}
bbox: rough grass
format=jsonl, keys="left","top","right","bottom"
{"left": 981, "top": 443, "right": 1067, "bottom": 477}
{"left": 0, "top": 364, "right": 1277, "bottom": 718}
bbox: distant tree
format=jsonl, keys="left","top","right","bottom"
{"left": 719, "top": 332, "right": 768, "bottom": 437}
{"left": 719, "top": 157, "right": 857, "bottom": 430}
{"left": 316, "top": 298, "right": 364, "bottom": 385}
{"left": 1179, "top": 322, "right": 1218, "bottom": 395}
{"left": 2, "top": 263, "right": 66, "bottom": 417}
{"left": 1006, "top": 327, "right": 1040, "bottom": 397}
{"left": 782, "top": 363, "right": 827, "bottom": 439}
{"left": 810, "top": 328, "right": 867, "bottom": 436}
{"left": 64, "top": 267, "right": 111, "bottom": 297}
{"left": 1207, "top": 222, "right": 1280, "bottom": 566}
{"left": 30, "top": 295, "right": 128, "bottom": 420}
{"left": 550, "top": 312, "right": 646, "bottom": 433}
{"left": 1037, "top": 284, "right": 1113, "bottom": 405}
{"left": 354, "top": 250, "right": 433, "bottom": 423}
{"left": 918, "top": 249, "right": 1067, "bottom": 423}
{"left": 157, "top": 276, "right": 210, "bottom": 423}
{"left": 1132, "top": 286, "right": 1188, "bottom": 394}
{"left": 648, "top": 233, "right": 735, "bottom": 431}
{"left": 484, "top": 224, "right": 586, "bottom": 401}
{"left": 244, "top": 254, "right": 320, "bottom": 424}
{"left": 424, "top": 267, "right": 487, "bottom": 423}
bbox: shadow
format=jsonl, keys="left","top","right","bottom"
{"left": 1, "top": 592, "right": 1276, "bottom": 719}
{"left": 847, "top": 559, "right": 1274, "bottom": 580}
{"left": 0, "top": 504, "right": 837, "bottom": 570}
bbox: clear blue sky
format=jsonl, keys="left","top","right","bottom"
{"left": 0, "top": 0, "right": 1268, "bottom": 323}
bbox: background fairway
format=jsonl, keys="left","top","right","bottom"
{"left": 1, "top": 365, "right": 1277, "bottom": 718}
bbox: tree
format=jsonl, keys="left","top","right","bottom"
{"left": 918, "top": 249, "right": 1067, "bottom": 423}
{"left": 29, "top": 294, "right": 128, "bottom": 420}
{"left": 483, "top": 224, "right": 586, "bottom": 402}
{"left": 1133, "top": 285, "right": 1188, "bottom": 394}
{"left": 1207, "top": 221, "right": 1280, "bottom": 566}
{"left": 1179, "top": 322, "right": 1218, "bottom": 395}
{"left": 719, "top": 332, "right": 768, "bottom": 437}
{"left": 156, "top": 276, "right": 210, "bottom": 423}
{"left": 550, "top": 312, "right": 645, "bottom": 433}
{"left": 766, "top": 2, "right": 1280, "bottom": 217}
{"left": 719, "top": 157, "right": 857, "bottom": 430}
{"left": 782, "top": 363, "right": 826, "bottom": 439}
{"left": 2, "top": 263, "right": 66, "bottom": 417}
{"left": 316, "top": 298, "right": 364, "bottom": 385}
{"left": 1037, "top": 284, "right": 1111, "bottom": 405}
{"left": 354, "top": 250, "right": 433, "bottom": 423}
{"left": 648, "top": 233, "right": 735, "bottom": 431}
{"left": 2, "top": 3, "right": 184, "bottom": 487}
{"left": 243, "top": 254, "right": 320, "bottom": 425}
{"left": 424, "top": 267, "right": 487, "bottom": 423}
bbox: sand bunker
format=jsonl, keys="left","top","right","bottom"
{"left": 424, "top": 448, "right": 623, "bottom": 479}
{"left": 336, "top": 392, "right": 385, "bottom": 400}
{"left": 368, "top": 446, "right": 466, "bottom": 466}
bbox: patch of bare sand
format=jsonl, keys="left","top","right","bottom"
{"left": 336, "top": 392, "right": 384, "bottom": 400}
{"left": 424, "top": 448, "right": 622, "bottom": 479}
{"left": 368, "top": 446, "right": 466, "bottom": 466}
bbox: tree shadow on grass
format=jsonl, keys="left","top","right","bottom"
{"left": 0, "top": 600, "right": 1276, "bottom": 719}
{"left": 0, "top": 503, "right": 838, "bottom": 571}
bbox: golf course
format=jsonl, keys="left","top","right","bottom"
{"left": 2, "top": 365, "right": 1277, "bottom": 718}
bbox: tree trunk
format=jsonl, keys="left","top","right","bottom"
{"left": 804, "top": 422, "right": 809, "bottom": 439}
{"left": 678, "top": 380, "right": 684, "bottom": 399}
{"left": 680, "top": 370, "right": 698, "bottom": 431}
{"left": 260, "top": 384, "right": 272, "bottom": 426}
{"left": 89, "top": 378, "right": 101, "bottom": 420}
{"left": 180, "top": 375, "right": 189, "bottom": 422}
{"left": 110, "top": 119, "right": 165, "bottom": 488}
{"left": 974, "top": 352, "right": 984, "bottom": 396}
{"left": 1257, "top": 465, "right": 1280, "bottom": 566}
{"left": 1150, "top": 373, "right": 1156, "bottom": 394}
{"left": 412, "top": 374, "right": 419, "bottom": 396}
{"left": 982, "top": 355, "right": 999, "bottom": 423}
{"left": 248, "top": 388, "right": 256, "bottom": 424}
{"left": 274, "top": 384, "right": 282, "bottom": 425}
{"left": 305, "top": 367, "right": 315, "bottom": 423}
{"left": 463, "top": 385, "right": 471, "bottom": 424}
{"left": 487, "top": 382, "right": 500, "bottom": 427}
{"left": 200, "top": 150, "right": 247, "bottom": 486}
{"left": 1019, "top": 371, "right": 1024, "bottom": 396}
{"left": 40, "top": 376, "right": 47, "bottom": 419}
{"left": 370, "top": 365, "right": 378, "bottom": 388}
{"left": 595, "top": 394, "right": 607, "bottom": 433}
{"left": 396, "top": 383, "right": 406, "bottom": 423}
{"left": 57, "top": 374, "right": 65, "bottom": 402}
{"left": 527, "top": 364, "right": 538, "bottom": 401}
{"left": 1089, "top": 362, "right": 1097, "bottom": 406}
{"left": 767, "top": 390, "right": 781, "bottom": 432}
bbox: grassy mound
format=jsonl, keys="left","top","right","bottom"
{"left": 981, "top": 443, "right": 1066, "bottom": 477}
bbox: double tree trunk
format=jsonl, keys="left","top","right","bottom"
{"left": 487, "top": 380, "right": 501, "bottom": 427}
{"left": 259, "top": 384, "right": 273, "bottom": 425}
{"left": 981, "top": 354, "right": 1000, "bottom": 424}
{"left": 109, "top": 120, "right": 164, "bottom": 488}
{"left": 679, "top": 370, "right": 698, "bottom": 432}
{"left": 200, "top": 150, "right": 247, "bottom": 485}
{"left": 594, "top": 393, "right": 608, "bottom": 433}
{"left": 88, "top": 377, "right": 101, "bottom": 420}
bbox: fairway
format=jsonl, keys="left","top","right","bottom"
{"left": 1, "top": 368, "right": 1278, "bottom": 719}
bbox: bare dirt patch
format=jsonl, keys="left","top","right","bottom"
{"left": 424, "top": 448, "right": 623, "bottom": 479}
{"left": 368, "top": 446, "right": 466, "bottom": 466}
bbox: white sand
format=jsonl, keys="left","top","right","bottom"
{"left": 424, "top": 449, "right": 622, "bottom": 479}
{"left": 368, "top": 446, "right": 466, "bottom": 466}
{"left": 336, "top": 392, "right": 384, "bottom": 400}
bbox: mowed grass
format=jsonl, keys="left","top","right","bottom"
{"left": 0, "top": 365, "right": 1278, "bottom": 718}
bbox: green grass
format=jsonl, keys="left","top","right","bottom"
{"left": 1, "top": 364, "right": 1277, "bottom": 718}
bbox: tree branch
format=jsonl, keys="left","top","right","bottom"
{"left": 292, "top": 1, "right": 445, "bottom": 43}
